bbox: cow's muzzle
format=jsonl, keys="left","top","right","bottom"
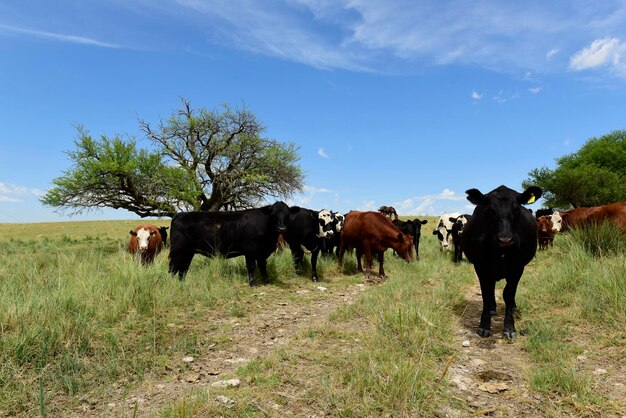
{"left": 498, "top": 236, "right": 513, "bottom": 247}
{"left": 278, "top": 226, "right": 287, "bottom": 234}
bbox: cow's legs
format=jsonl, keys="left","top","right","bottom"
{"left": 310, "top": 249, "right": 320, "bottom": 282}
{"left": 257, "top": 257, "right": 269, "bottom": 284}
{"left": 169, "top": 252, "right": 194, "bottom": 280}
{"left": 502, "top": 271, "right": 522, "bottom": 339}
{"left": 338, "top": 242, "right": 346, "bottom": 270}
{"left": 290, "top": 245, "right": 305, "bottom": 275}
{"left": 362, "top": 242, "right": 372, "bottom": 279}
{"left": 377, "top": 252, "right": 385, "bottom": 278}
{"left": 245, "top": 255, "right": 258, "bottom": 286}
{"left": 355, "top": 248, "right": 363, "bottom": 272}
{"left": 475, "top": 265, "right": 496, "bottom": 337}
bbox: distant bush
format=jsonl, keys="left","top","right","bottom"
{"left": 564, "top": 221, "right": 626, "bottom": 257}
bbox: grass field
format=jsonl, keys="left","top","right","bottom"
{"left": 0, "top": 218, "right": 624, "bottom": 416}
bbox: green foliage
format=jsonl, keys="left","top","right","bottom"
{"left": 42, "top": 99, "right": 305, "bottom": 216}
{"left": 523, "top": 130, "right": 626, "bottom": 208}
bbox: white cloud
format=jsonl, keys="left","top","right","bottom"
{"left": 471, "top": 90, "right": 483, "bottom": 100}
{"left": 546, "top": 48, "right": 559, "bottom": 59}
{"left": 569, "top": 37, "right": 625, "bottom": 71}
{"left": 0, "top": 23, "right": 122, "bottom": 48}
{"left": 0, "top": 182, "right": 33, "bottom": 203}
{"left": 528, "top": 87, "right": 543, "bottom": 94}
{"left": 493, "top": 90, "right": 520, "bottom": 103}
{"left": 318, "top": 148, "right": 330, "bottom": 159}
{"left": 391, "top": 189, "right": 465, "bottom": 216}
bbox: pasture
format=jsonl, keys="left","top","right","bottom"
{"left": 0, "top": 219, "right": 624, "bottom": 416}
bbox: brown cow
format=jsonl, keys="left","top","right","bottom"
{"left": 378, "top": 205, "right": 398, "bottom": 220}
{"left": 536, "top": 216, "right": 555, "bottom": 250}
{"left": 129, "top": 224, "right": 164, "bottom": 265}
{"left": 338, "top": 211, "right": 414, "bottom": 279}
{"left": 559, "top": 202, "right": 626, "bottom": 231}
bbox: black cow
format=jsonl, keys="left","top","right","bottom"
{"left": 449, "top": 214, "right": 471, "bottom": 263}
{"left": 535, "top": 207, "right": 554, "bottom": 219}
{"left": 168, "top": 201, "right": 290, "bottom": 286}
{"left": 285, "top": 207, "right": 335, "bottom": 281}
{"left": 321, "top": 211, "right": 345, "bottom": 257}
{"left": 462, "top": 185, "right": 542, "bottom": 339}
{"left": 158, "top": 226, "right": 169, "bottom": 247}
{"left": 392, "top": 218, "right": 428, "bottom": 259}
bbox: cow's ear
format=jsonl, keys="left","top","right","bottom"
{"left": 130, "top": 230, "right": 137, "bottom": 236}
{"left": 420, "top": 219, "right": 428, "bottom": 224}
{"left": 466, "top": 188, "right": 487, "bottom": 205}
{"left": 448, "top": 217, "right": 457, "bottom": 223}
{"left": 518, "top": 186, "right": 542, "bottom": 205}
{"left": 432, "top": 229, "right": 438, "bottom": 235}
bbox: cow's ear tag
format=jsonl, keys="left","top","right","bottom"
{"left": 527, "top": 194, "right": 536, "bottom": 204}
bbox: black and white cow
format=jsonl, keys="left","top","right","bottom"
{"left": 168, "top": 201, "right": 290, "bottom": 286}
{"left": 449, "top": 214, "right": 471, "bottom": 263}
{"left": 321, "top": 211, "right": 345, "bottom": 257}
{"left": 433, "top": 212, "right": 461, "bottom": 252}
{"left": 462, "top": 185, "right": 542, "bottom": 339}
{"left": 392, "top": 218, "right": 428, "bottom": 259}
{"left": 285, "top": 207, "right": 335, "bottom": 281}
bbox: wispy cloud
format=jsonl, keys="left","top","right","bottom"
{"left": 393, "top": 189, "right": 466, "bottom": 215}
{"left": 318, "top": 148, "right": 330, "bottom": 159}
{"left": 170, "top": 1, "right": 626, "bottom": 76}
{"left": 471, "top": 90, "right": 483, "bottom": 100}
{"left": 546, "top": 48, "right": 559, "bottom": 59}
{"left": 493, "top": 90, "right": 521, "bottom": 103}
{"left": 0, "top": 23, "right": 122, "bottom": 48}
{"left": 0, "top": 181, "right": 39, "bottom": 203}
{"left": 528, "top": 87, "right": 543, "bottom": 94}
{"left": 569, "top": 37, "right": 626, "bottom": 73}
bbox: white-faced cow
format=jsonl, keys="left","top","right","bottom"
{"left": 168, "top": 202, "right": 290, "bottom": 286}
{"left": 433, "top": 212, "right": 461, "bottom": 252}
{"left": 321, "top": 211, "right": 345, "bottom": 257}
{"left": 129, "top": 224, "right": 164, "bottom": 265}
{"left": 392, "top": 218, "right": 428, "bottom": 260}
{"left": 449, "top": 214, "right": 471, "bottom": 263}
{"left": 284, "top": 207, "right": 335, "bottom": 281}
{"left": 462, "top": 185, "right": 542, "bottom": 339}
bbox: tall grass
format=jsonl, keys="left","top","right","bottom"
{"left": 518, "top": 224, "right": 626, "bottom": 415}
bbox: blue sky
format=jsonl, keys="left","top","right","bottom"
{"left": 2, "top": 1, "right": 626, "bottom": 223}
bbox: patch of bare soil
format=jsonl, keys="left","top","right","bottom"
{"left": 69, "top": 281, "right": 366, "bottom": 417}
{"left": 447, "top": 281, "right": 548, "bottom": 417}
{"left": 447, "top": 281, "right": 626, "bottom": 418}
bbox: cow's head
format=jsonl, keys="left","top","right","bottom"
{"left": 317, "top": 209, "right": 335, "bottom": 238}
{"left": 130, "top": 227, "right": 157, "bottom": 252}
{"left": 449, "top": 215, "right": 469, "bottom": 237}
{"left": 395, "top": 231, "right": 415, "bottom": 262}
{"left": 412, "top": 218, "right": 428, "bottom": 238}
{"left": 466, "top": 185, "right": 542, "bottom": 249}
{"left": 550, "top": 211, "right": 563, "bottom": 232}
{"left": 268, "top": 201, "right": 290, "bottom": 234}
{"left": 332, "top": 211, "right": 345, "bottom": 233}
{"left": 158, "top": 226, "right": 169, "bottom": 246}
{"left": 537, "top": 216, "right": 553, "bottom": 233}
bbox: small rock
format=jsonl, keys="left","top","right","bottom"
{"left": 470, "top": 358, "right": 487, "bottom": 367}
{"left": 182, "top": 356, "right": 194, "bottom": 363}
{"left": 356, "top": 284, "right": 365, "bottom": 288}
{"left": 462, "top": 340, "right": 471, "bottom": 347}
{"left": 216, "top": 395, "right": 235, "bottom": 407}
{"left": 478, "top": 381, "right": 509, "bottom": 393}
{"left": 295, "top": 289, "right": 310, "bottom": 294}
{"left": 167, "top": 323, "right": 176, "bottom": 328}
{"left": 211, "top": 379, "right": 241, "bottom": 388}
{"left": 576, "top": 355, "right": 587, "bottom": 362}
{"left": 224, "top": 357, "right": 248, "bottom": 365}
{"left": 317, "top": 286, "right": 328, "bottom": 292}
{"left": 108, "top": 403, "right": 116, "bottom": 408}
{"left": 593, "top": 368, "right": 607, "bottom": 375}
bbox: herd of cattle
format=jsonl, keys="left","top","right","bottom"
{"left": 127, "top": 186, "right": 626, "bottom": 339}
